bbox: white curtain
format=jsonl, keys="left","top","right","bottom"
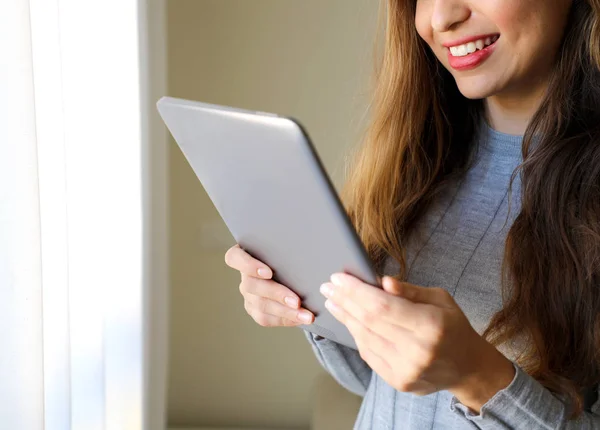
{"left": 0, "top": 0, "right": 168, "bottom": 429}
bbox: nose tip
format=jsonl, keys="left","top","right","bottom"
{"left": 431, "top": 3, "right": 471, "bottom": 33}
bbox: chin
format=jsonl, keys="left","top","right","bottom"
{"left": 454, "top": 78, "right": 499, "bottom": 100}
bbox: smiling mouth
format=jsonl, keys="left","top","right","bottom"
{"left": 448, "top": 35, "right": 500, "bottom": 57}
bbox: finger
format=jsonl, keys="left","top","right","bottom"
{"left": 340, "top": 298, "right": 448, "bottom": 379}
{"left": 327, "top": 301, "right": 403, "bottom": 383}
{"left": 240, "top": 275, "right": 302, "bottom": 309}
{"left": 355, "top": 335, "right": 438, "bottom": 396}
{"left": 324, "top": 297, "right": 350, "bottom": 325}
{"left": 382, "top": 276, "right": 453, "bottom": 308}
{"left": 354, "top": 333, "right": 437, "bottom": 396}
{"left": 246, "top": 306, "right": 300, "bottom": 327}
{"left": 332, "top": 272, "right": 450, "bottom": 307}
{"left": 337, "top": 299, "right": 415, "bottom": 360}
{"left": 381, "top": 276, "right": 403, "bottom": 295}
{"left": 406, "top": 381, "right": 438, "bottom": 396}
{"left": 355, "top": 341, "right": 393, "bottom": 380}
{"left": 246, "top": 294, "right": 314, "bottom": 323}
{"left": 224, "top": 244, "right": 273, "bottom": 279}
{"left": 245, "top": 296, "right": 314, "bottom": 326}
{"left": 324, "top": 297, "right": 410, "bottom": 350}
{"left": 323, "top": 276, "right": 427, "bottom": 333}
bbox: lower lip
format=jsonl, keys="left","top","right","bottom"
{"left": 447, "top": 41, "right": 497, "bottom": 71}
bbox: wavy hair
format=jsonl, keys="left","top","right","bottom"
{"left": 341, "top": 0, "right": 600, "bottom": 418}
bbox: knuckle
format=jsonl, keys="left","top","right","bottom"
{"left": 239, "top": 276, "right": 256, "bottom": 294}
{"left": 256, "top": 298, "right": 269, "bottom": 314}
{"left": 420, "top": 312, "right": 444, "bottom": 341}
{"left": 265, "top": 284, "right": 282, "bottom": 301}
{"left": 429, "top": 324, "right": 445, "bottom": 345}
{"left": 280, "top": 318, "right": 296, "bottom": 327}
{"left": 396, "top": 379, "right": 412, "bottom": 392}
{"left": 411, "top": 366, "right": 426, "bottom": 383}
{"left": 360, "top": 309, "right": 376, "bottom": 327}
{"left": 241, "top": 276, "right": 259, "bottom": 295}
{"left": 416, "top": 341, "right": 440, "bottom": 372}
{"left": 371, "top": 298, "right": 391, "bottom": 315}
{"left": 286, "top": 308, "right": 301, "bottom": 322}
{"left": 433, "top": 287, "right": 451, "bottom": 300}
{"left": 354, "top": 305, "right": 371, "bottom": 325}
{"left": 254, "top": 313, "right": 270, "bottom": 327}
{"left": 276, "top": 317, "right": 291, "bottom": 327}
{"left": 416, "top": 345, "right": 436, "bottom": 368}
{"left": 398, "top": 369, "right": 422, "bottom": 392}
{"left": 421, "top": 309, "right": 443, "bottom": 332}
{"left": 281, "top": 287, "right": 295, "bottom": 300}
{"left": 428, "top": 316, "right": 446, "bottom": 343}
{"left": 400, "top": 383, "right": 413, "bottom": 393}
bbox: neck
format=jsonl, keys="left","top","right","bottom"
{"left": 484, "top": 80, "right": 548, "bottom": 135}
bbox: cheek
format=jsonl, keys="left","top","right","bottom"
{"left": 488, "top": 1, "right": 557, "bottom": 65}
{"left": 484, "top": 2, "right": 516, "bottom": 27}
{"left": 486, "top": 1, "right": 541, "bottom": 43}
{"left": 414, "top": 3, "right": 433, "bottom": 46}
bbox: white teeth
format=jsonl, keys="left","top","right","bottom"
{"left": 449, "top": 36, "right": 498, "bottom": 57}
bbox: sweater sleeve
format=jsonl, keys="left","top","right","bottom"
{"left": 303, "top": 330, "right": 372, "bottom": 397}
{"left": 450, "top": 361, "right": 600, "bottom": 429}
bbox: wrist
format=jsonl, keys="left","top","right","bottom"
{"left": 450, "top": 341, "right": 516, "bottom": 413}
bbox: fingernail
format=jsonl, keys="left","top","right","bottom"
{"left": 298, "top": 311, "right": 313, "bottom": 323}
{"left": 324, "top": 299, "right": 338, "bottom": 312}
{"left": 320, "top": 283, "right": 333, "bottom": 297}
{"left": 284, "top": 296, "right": 299, "bottom": 308}
{"left": 257, "top": 267, "right": 272, "bottom": 278}
{"left": 330, "top": 273, "right": 343, "bottom": 286}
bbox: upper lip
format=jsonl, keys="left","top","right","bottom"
{"left": 442, "top": 33, "right": 500, "bottom": 48}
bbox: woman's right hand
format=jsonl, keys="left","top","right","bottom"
{"left": 224, "top": 244, "right": 315, "bottom": 327}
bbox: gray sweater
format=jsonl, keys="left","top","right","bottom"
{"left": 305, "top": 123, "right": 600, "bottom": 429}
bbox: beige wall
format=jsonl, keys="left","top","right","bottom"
{"left": 167, "top": 1, "right": 379, "bottom": 428}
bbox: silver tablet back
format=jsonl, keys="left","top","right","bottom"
{"left": 157, "top": 96, "right": 379, "bottom": 349}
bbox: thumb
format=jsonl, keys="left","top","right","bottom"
{"left": 382, "top": 276, "right": 451, "bottom": 307}
{"left": 381, "top": 275, "right": 403, "bottom": 295}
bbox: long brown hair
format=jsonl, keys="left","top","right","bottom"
{"left": 341, "top": 0, "right": 600, "bottom": 418}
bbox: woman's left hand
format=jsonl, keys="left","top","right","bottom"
{"left": 321, "top": 273, "right": 515, "bottom": 409}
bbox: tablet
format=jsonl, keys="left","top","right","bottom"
{"left": 156, "top": 96, "right": 380, "bottom": 349}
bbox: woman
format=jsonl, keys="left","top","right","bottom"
{"left": 225, "top": 0, "right": 600, "bottom": 428}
